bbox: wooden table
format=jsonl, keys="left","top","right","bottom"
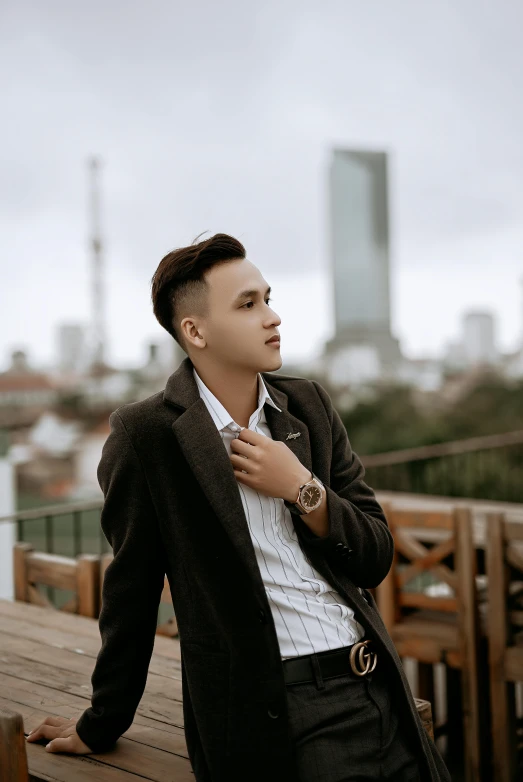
{"left": 0, "top": 598, "right": 193, "bottom": 781}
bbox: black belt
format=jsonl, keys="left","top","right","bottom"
{"left": 282, "top": 639, "right": 378, "bottom": 685}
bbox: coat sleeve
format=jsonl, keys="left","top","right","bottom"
{"left": 296, "top": 380, "right": 394, "bottom": 589}
{"left": 75, "top": 410, "right": 167, "bottom": 753}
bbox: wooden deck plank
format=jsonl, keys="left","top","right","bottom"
{"left": 0, "top": 599, "right": 180, "bottom": 661}
{"left": 0, "top": 612, "right": 182, "bottom": 669}
{"left": 0, "top": 669, "right": 185, "bottom": 737}
{"left": 25, "top": 745, "right": 156, "bottom": 782}
{"left": 0, "top": 596, "right": 195, "bottom": 779}
{"left": 0, "top": 665, "right": 192, "bottom": 781}
{"left": 1, "top": 695, "right": 190, "bottom": 774}
{"left": 0, "top": 631, "right": 182, "bottom": 690}
{"left": 0, "top": 610, "right": 187, "bottom": 743}
{"left": 0, "top": 687, "right": 186, "bottom": 755}
{"left": 25, "top": 738, "right": 193, "bottom": 782}
{"left": 0, "top": 649, "right": 183, "bottom": 720}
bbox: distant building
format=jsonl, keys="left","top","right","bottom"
{"left": 82, "top": 362, "right": 135, "bottom": 408}
{"left": 156, "top": 336, "right": 186, "bottom": 374}
{"left": 328, "top": 344, "right": 381, "bottom": 386}
{"left": 0, "top": 350, "right": 57, "bottom": 426}
{"left": 57, "top": 323, "right": 89, "bottom": 373}
{"left": 397, "top": 357, "right": 444, "bottom": 393}
{"left": 137, "top": 342, "right": 172, "bottom": 398}
{"left": 73, "top": 415, "right": 110, "bottom": 499}
{"left": 323, "top": 149, "right": 402, "bottom": 387}
{"left": 442, "top": 311, "right": 498, "bottom": 373}
{"left": 443, "top": 340, "right": 467, "bottom": 372}
{"left": 462, "top": 311, "right": 498, "bottom": 367}
{"left": 502, "top": 347, "right": 523, "bottom": 379}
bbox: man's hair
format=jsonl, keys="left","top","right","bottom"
{"left": 151, "top": 233, "right": 246, "bottom": 350}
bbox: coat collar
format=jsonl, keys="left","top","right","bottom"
{"left": 192, "top": 365, "right": 282, "bottom": 433}
{"left": 163, "top": 355, "right": 313, "bottom": 588}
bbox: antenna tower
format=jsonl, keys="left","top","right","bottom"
{"left": 88, "top": 157, "right": 106, "bottom": 370}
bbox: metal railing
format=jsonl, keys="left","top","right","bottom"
{"left": 0, "top": 499, "right": 107, "bottom": 558}
{"left": 3, "top": 422, "right": 523, "bottom": 631}
{"left": 3, "top": 426, "right": 523, "bottom": 613}
{"left": 361, "top": 429, "right": 523, "bottom": 502}
{"left": 4, "top": 428, "right": 523, "bottom": 558}
{"left": 0, "top": 499, "right": 177, "bottom": 626}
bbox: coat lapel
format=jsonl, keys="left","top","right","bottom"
{"left": 163, "top": 357, "right": 312, "bottom": 586}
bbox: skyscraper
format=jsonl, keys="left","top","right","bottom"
{"left": 325, "top": 149, "right": 401, "bottom": 380}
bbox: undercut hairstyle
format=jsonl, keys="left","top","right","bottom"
{"left": 151, "top": 233, "right": 246, "bottom": 351}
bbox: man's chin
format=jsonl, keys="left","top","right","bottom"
{"left": 261, "top": 353, "right": 283, "bottom": 372}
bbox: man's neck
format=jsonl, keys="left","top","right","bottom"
{"left": 192, "top": 359, "right": 260, "bottom": 429}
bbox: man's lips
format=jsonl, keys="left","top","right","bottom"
{"left": 266, "top": 336, "right": 280, "bottom": 343}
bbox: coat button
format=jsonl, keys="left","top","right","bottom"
{"left": 267, "top": 708, "right": 279, "bottom": 719}
{"left": 258, "top": 609, "right": 267, "bottom": 623}
{"left": 335, "top": 542, "right": 344, "bottom": 550}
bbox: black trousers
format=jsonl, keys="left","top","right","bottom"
{"left": 284, "top": 645, "right": 422, "bottom": 782}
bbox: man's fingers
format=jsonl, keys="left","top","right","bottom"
{"left": 45, "top": 736, "right": 75, "bottom": 753}
{"left": 28, "top": 715, "right": 72, "bottom": 736}
{"left": 27, "top": 724, "right": 64, "bottom": 742}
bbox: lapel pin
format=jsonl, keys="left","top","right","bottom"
{"left": 286, "top": 432, "right": 301, "bottom": 440}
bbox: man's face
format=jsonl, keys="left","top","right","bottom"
{"left": 199, "top": 258, "right": 282, "bottom": 372}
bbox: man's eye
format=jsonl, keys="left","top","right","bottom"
{"left": 243, "top": 298, "right": 272, "bottom": 309}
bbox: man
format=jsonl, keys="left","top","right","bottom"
{"left": 27, "top": 233, "right": 450, "bottom": 781}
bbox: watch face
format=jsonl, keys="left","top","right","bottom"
{"left": 301, "top": 484, "right": 322, "bottom": 509}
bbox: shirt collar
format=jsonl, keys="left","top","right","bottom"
{"left": 193, "top": 367, "right": 282, "bottom": 433}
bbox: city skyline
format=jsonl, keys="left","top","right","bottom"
{"left": 2, "top": 1, "right": 523, "bottom": 371}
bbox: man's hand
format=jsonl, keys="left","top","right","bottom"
{"left": 26, "top": 715, "right": 93, "bottom": 754}
{"left": 230, "top": 427, "right": 311, "bottom": 502}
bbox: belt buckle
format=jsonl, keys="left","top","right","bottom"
{"left": 349, "top": 639, "right": 377, "bottom": 677}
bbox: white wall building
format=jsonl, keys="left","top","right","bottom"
{"left": 57, "top": 323, "right": 89, "bottom": 373}
{"left": 462, "top": 311, "right": 498, "bottom": 367}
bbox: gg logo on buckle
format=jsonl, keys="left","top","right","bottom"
{"left": 349, "top": 639, "right": 378, "bottom": 677}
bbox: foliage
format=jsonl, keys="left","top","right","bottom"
{"left": 340, "top": 378, "right": 523, "bottom": 456}
{"left": 340, "top": 376, "right": 523, "bottom": 502}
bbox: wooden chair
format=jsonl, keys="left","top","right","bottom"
{"left": 375, "top": 504, "right": 486, "bottom": 782}
{"left": 486, "top": 512, "right": 523, "bottom": 782}
{"left": 13, "top": 541, "right": 100, "bottom": 618}
{"left": 100, "top": 553, "right": 178, "bottom": 637}
{"left": 415, "top": 697, "right": 435, "bottom": 741}
{"left": 0, "top": 708, "right": 29, "bottom": 782}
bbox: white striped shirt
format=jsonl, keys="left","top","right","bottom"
{"left": 193, "top": 367, "right": 365, "bottom": 659}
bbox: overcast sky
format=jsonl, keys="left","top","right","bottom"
{"left": 1, "top": 0, "right": 523, "bottom": 372}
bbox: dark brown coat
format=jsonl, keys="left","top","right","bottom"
{"left": 75, "top": 356, "right": 450, "bottom": 781}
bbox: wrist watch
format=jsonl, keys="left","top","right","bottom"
{"left": 284, "top": 472, "right": 325, "bottom": 516}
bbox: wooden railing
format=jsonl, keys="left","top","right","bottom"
{"left": 1, "top": 501, "right": 178, "bottom": 631}
{"left": 1, "top": 501, "right": 104, "bottom": 606}
{"left": 361, "top": 429, "right": 523, "bottom": 503}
